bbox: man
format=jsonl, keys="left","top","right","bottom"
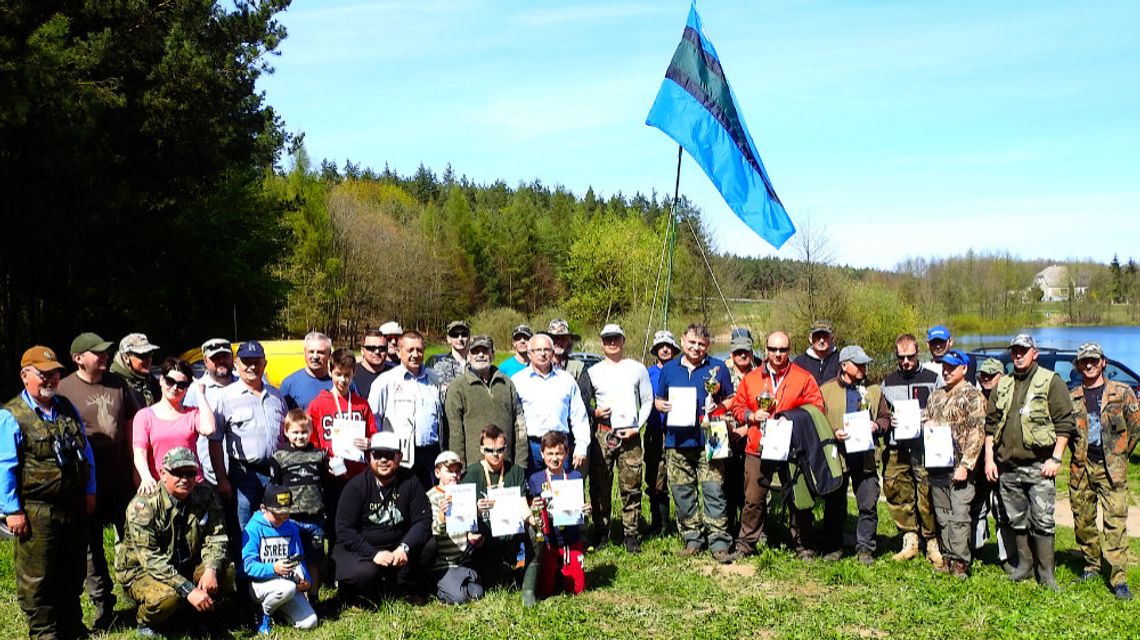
{"left": 333, "top": 432, "right": 434, "bottom": 600}
{"left": 923, "top": 350, "right": 987, "bottom": 578}
{"left": 820, "top": 346, "right": 883, "bottom": 564}
{"left": 184, "top": 338, "right": 237, "bottom": 487}
{"left": 426, "top": 320, "right": 471, "bottom": 391}
{"left": 792, "top": 320, "right": 841, "bottom": 385}
{"left": 369, "top": 331, "right": 445, "bottom": 488}
{"left": 977, "top": 358, "right": 1004, "bottom": 398}
{"left": 57, "top": 332, "right": 138, "bottom": 629}
{"left": 578, "top": 324, "right": 652, "bottom": 552}
{"left": 644, "top": 330, "right": 678, "bottom": 537}
{"left": 983, "top": 334, "right": 1074, "bottom": 590}
{"left": 111, "top": 332, "right": 162, "bottom": 406}
{"left": 354, "top": 329, "right": 391, "bottom": 401}
{"left": 731, "top": 331, "right": 823, "bottom": 558}
{"left": 1067, "top": 342, "right": 1140, "bottom": 599}
{"left": 971, "top": 357, "right": 1005, "bottom": 558}
{"left": 280, "top": 331, "right": 333, "bottom": 410}
{"left": 547, "top": 319, "right": 585, "bottom": 380}
{"left": 722, "top": 328, "right": 759, "bottom": 539}
{"left": 115, "top": 448, "right": 231, "bottom": 637}
{"left": 876, "top": 333, "right": 942, "bottom": 566}
{"left": 655, "top": 324, "right": 735, "bottom": 563}
{"left": 923, "top": 325, "right": 953, "bottom": 380}
{"left": 210, "top": 340, "right": 288, "bottom": 532}
{"left": 445, "top": 335, "right": 527, "bottom": 466}
{"left": 497, "top": 324, "right": 533, "bottom": 379}
{"left": 511, "top": 333, "right": 590, "bottom": 476}
{"left": 1, "top": 346, "right": 96, "bottom": 640}
{"left": 379, "top": 321, "right": 403, "bottom": 367}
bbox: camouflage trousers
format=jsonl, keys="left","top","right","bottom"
{"left": 882, "top": 445, "right": 937, "bottom": 539}
{"left": 997, "top": 460, "right": 1055, "bottom": 536}
{"left": 931, "top": 478, "right": 975, "bottom": 563}
{"left": 666, "top": 447, "right": 731, "bottom": 552}
{"left": 1070, "top": 462, "right": 1130, "bottom": 587}
{"left": 127, "top": 564, "right": 236, "bottom": 627}
{"left": 588, "top": 428, "right": 643, "bottom": 539}
{"left": 16, "top": 500, "right": 87, "bottom": 640}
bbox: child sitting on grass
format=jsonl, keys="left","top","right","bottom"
{"left": 528, "top": 431, "right": 591, "bottom": 599}
{"left": 426, "top": 450, "right": 485, "bottom": 604}
{"left": 270, "top": 409, "right": 328, "bottom": 598}
{"left": 241, "top": 483, "right": 318, "bottom": 635}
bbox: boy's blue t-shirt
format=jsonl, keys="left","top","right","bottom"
{"left": 527, "top": 468, "right": 583, "bottom": 547}
{"left": 655, "top": 356, "right": 733, "bottom": 449}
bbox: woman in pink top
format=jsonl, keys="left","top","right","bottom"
{"left": 132, "top": 358, "right": 217, "bottom": 492}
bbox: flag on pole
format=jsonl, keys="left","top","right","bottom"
{"left": 646, "top": 4, "right": 795, "bottom": 249}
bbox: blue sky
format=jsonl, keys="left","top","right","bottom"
{"left": 259, "top": 0, "right": 1140, "bottom": 270}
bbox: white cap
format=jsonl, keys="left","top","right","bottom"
{"left": 599, "top": 323, "right": 625, "bottom": 338}
{"left": 367, "top": 431, "right": 401, "bottom": 452}
{"left": 378, "top": 321, "right": 403, "bottom": 336}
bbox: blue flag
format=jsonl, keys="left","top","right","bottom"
{"left": 646, "top": 5, "right": 795, "bottom": 249}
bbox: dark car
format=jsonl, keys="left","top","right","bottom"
{"left": 966, "top": 347, "right": 1140, "bottom": 393}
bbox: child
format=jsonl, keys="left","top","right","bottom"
{"left": 426, "top": 450, "right": 485, "bottom": 604}
{"left": 528, "top": 431, "right": 591, "bottom": 599}
{"left": 270, "top": 409, "right": 328, "bottom": 598}
{"left": 241, "top": 483, "right": 318, "bottom": 635}
{"left": 306, "top": 347, "right": 376, "bottom": 481}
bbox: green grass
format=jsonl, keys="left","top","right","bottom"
{"left": 2, "top": 500, "right": 1139, "bottom": 639}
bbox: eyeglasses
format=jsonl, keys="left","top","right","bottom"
{"left": 163, "top": 376, "right": 192, "bottom": 390}
{"left": 449, "top": 332, "right": 470, "bottom": 339}
{"left": 362, "top": 345, "right": 385, "bottom": 352}
{"left": 166, "top": 468, "right": 197, "bottom": 479}
{"left": 371, "top": 450, "right": 399, "bottom": 461}
{"left": 896, "top": 353, "right": 919, "bottom": 362}
{"left": 530, "top": 347, "right": 553, "bottom": 354}
{"left": 27, "top": 369, "right": 61, "bottom": 381}
{"left": 481, "top": 446, "right": 507, "bottom": 455}
{"left": 766, "top": 347, "right": 789, "bottom": 353}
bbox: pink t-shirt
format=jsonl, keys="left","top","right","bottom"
{"left": 132, "top": 406, "right": 203, "bottom": 482}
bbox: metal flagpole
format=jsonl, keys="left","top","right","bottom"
{"left": 662, "top": 145, "right": 682, "bottom": 328}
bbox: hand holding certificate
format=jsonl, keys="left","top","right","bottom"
{"left": 550, "top": 478, "right": 585, "bottom": 527}
{"left": 843, "top": 411, "right": 874, "bottom": 453}
{"left": 894, "top": 399, "right": 921, "bottom": 440}
{"left": 924, "top": 423, "right": 954, "bottom": 468}
{"left": 330, "top": 417, "right": 366, "bottom": 462}
{"left": 487, "top": 486, "right": 524, "bottom": 537}
{"left": 759, "top": 417, "right": 793, "bottom": 461}
{"left": 444, "top": 483, "right": 478, "bottom": 534}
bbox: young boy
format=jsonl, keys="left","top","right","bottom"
{"left": 528, "top": 431, "right": 591, "bottom": 598}
{"left": 241, "top": 483, "right": 318, "bottom": 634}
{"left": 460, "top": 425, "right": 539, "bottom": 605}
{"left": 306, "top": 347, "right": 376, "bottom": 481}
{"left": 271, "top": 410, "right": 328, "bottom": 597}
{"left": 427, "top": 450, "right": 485, "bottom": 604}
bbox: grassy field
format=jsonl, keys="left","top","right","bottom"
{"left": 2, "top": 497, "right": 1138, "bottom": 640}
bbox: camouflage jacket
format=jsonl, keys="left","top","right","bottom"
{"left": 115, "top": 483, "right": 229, "bottom": 593}
{"left": 924, "top": 383, "right": 986, "bottom": 472}
{"left": 1069, "top": 380, "right": 1140, "bottom": 488}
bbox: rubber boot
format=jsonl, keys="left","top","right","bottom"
{"left": 1007, "top": 533, "right": 1033, "bottom": 582}
{"left": 998, "top": 525, "right": 1018, "bottom": 573}
{"left": 521, "top": 542, "right": 544, "bottom": 607}
{"left": 651, "top": 495, "right": 671, "bottom": 536}
{"left": 1032, "top": 534, "right": 1058, "bottom": 591}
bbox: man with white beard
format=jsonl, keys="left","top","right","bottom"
{"left": 444, "top": 336, "right": 527, "bottom": 466}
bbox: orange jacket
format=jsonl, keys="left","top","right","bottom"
{"left": 731, "top": 362, "right": 824, "bottom": 456}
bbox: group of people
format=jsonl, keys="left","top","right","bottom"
{"left": 2, "top": 318, "right": 1138, "bottom": 638}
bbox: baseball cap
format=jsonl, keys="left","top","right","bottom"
{"left": 379, "top": 321, "right": 403, "bottom": 336}
{"left": 978, "top": 358, "right": 1004, "bottom": 376}
{"left": 262, "top": 483, "right": 294, "bottom": 514}
{"left": 809, "top": 320, "right": 834, "bottom": 336}
{"left": 368, "top": 431, "right": 401, "bottom": 453}
{"left": 926, "top": 326, "right": 951, "bottom": 342}
{"left": 236, "top": 340, "right": 266, "bottom": 359}
{"left": 470, "top": 335, "right": 494, "bottom": 351}
{"left": 446, "top": 320, "right": 470, "bottom": 336}
{"left": 599, "top": 324, "right": 625, "bottom": 338}
{"left": 651, "top": 330, "right": 678, "bottom": 354}
{"left": 21, "top": 346, "right": 65, "bottom": 372}
{"left": 1008, "top": 334, "right": 1036, "bottom": 349}
{"left": 941, "top": 349, "right": 970, "bottom": 367}
{"left": 70, "top": 332, "right": 113, "bottom": 356}
{"left": 201, "top": 338, "right": 232, "bottom": 358}
{"left": 511, "top": 324, "right": 534, "bottom": 339}
{"left": 730, "top": 334, "right": 754, "bottom": 353}
{"left": 434, "top": 450, "right": 462, "bottom": 467}
{"left": 120, "top": 333, "right": 160, "bottom": 355}
{"left": 162, "top": 447, "right": 200, "bottom": 472}
{"left": 1075, "top": 341, "right": 1104, "bottom": 362}
{"left": 839, "top": 345, "right": 873, "bottom": 365}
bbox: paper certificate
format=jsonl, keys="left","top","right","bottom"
{"left": 666, "top": 387, "right": 697, "bottom": 427}
{"left": 444, "top": 483, "right": 478, "bottom": 534}
{"left": 924, "top": 423, "right": 954, "bottom": 468}
{"left": 705, "top": 420, "right": 730, "bottom": 460}
{"left": 330, "top": 417, "right": 366, "bottom": 462}
{"left": 487, "top": 486, "right": 524, "bottom": 537}
{"left": 894, "top": 399, "right": 921, "bottom": 440}
{"left": 608, "top": 396, "right": 639, "bottom": 430}
{"left": 550, "top": 477, "right": 585, "bottom": 527}
{"left": 760, "top": 417, "right": 793, "bottom": 461}
{"left": 843, "top": 411, "right": 874, "bottom": 453}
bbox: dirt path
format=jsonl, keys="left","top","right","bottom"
{"left": 1054, "top": 497, "right": 1140, "bottom": 537}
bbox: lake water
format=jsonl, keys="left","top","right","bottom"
{"left": 956, "top": 325, "right": 1140, "bottom": 369}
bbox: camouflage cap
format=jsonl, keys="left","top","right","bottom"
{"left": 809, "top": 320, "right": 834, "bottom": 336}
{"left": 262, "top": 483, "right": 293, "bottom": 514}
{"left": 162, "top": 447, "right": 199, "bottom": 472}
{"left": 446, "top": 320, "right": 470, "bottom": 335}
{"left": 546, "top": 319, "right": 580, "bottom": 341}
{"left": 978, "top": 358, "right": 1004, "bottom": 376}
{"left": 1008, "top": 334, "right": 1036, "bottom": 349}
{"left": 120, "top": 332, "right": 160, "bottom": 355}
{"left": 1075, "top": 341, "right": 1105, "bottom": 362}
{"left": 511, "top": 324, "right": 534, "bottom": 339}
{"left": 470, "top": 335, "right": 494, "bottom": 351}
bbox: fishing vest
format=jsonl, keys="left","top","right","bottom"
{"left": 4, "top": 396, "right": 89, "bottom": 503}
{"left": 992, "top": 366, "right": 1058, "bottom": 449}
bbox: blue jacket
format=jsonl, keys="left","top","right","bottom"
{"left": 241, "top": 510, "right": 311, "bottom": 583}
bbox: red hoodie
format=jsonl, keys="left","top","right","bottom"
{"left": 307, "top": 389, "right": 377, "bottom": 478}
{"left": 731, "top": 362, "right": 823, "bottom": 456}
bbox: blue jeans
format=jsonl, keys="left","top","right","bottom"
{"left": 230, "top": 462, "right": 270, "bottom": 533}
{"left": 527, "top": 433, "right": 575, "bottom": 477}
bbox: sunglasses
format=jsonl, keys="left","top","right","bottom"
{"left": 896, "top": 353, "right": 919, "bottom": 362}
{"left": 371, "top": 450, "right": 399, "bottom": 461}
{"left": 362, "top": 345, "right": 385, "bottom": 352}
{"left": 481, "top": 446, "right": 507, "bottom": 455}
{"left": 167, "top": 468, "right": 197, "bottom": 479}
{"left": 163, "top": 376, "right": 192, "bottom": 390}
{"left": 766, "top": 347, "right": 789, "bottom": 353}
{"left": 449, "top": 332, "right": 470, "bottom": 339}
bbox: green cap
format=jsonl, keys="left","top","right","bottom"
{"left": 978, "top": 358, "right": 1004, "bottom": 376}
{"left": 70, "top": 332, "right": 113, "bottom": 356}
{"left": 162, "top": 447, "right": 199, "bottom": 472}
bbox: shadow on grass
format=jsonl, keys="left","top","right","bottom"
{"left": 586, "top": 562, "right": 618, "bottom": 588}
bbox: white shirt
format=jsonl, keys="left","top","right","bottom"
{"left": 583, "top": 358, "right": 653, "bottom": 429}
{"left": 512, "top": 366, "right": 590, "bottom": 458}
{"left": 368, "top": 365, "right": 442, "bottom": 446}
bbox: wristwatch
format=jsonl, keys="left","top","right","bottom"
{"left": 398, "top": 543, "right": 410, "bottom": 555}
{"left": 1049, "top": 455, "right": 1062, "bottom": 464}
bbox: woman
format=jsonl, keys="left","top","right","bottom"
{"left": 133, "top": 357, "right": 216, "bottom": 492}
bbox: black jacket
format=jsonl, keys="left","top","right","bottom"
{"left": 335, "top": 468, "right": 431, "bottom": 560}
